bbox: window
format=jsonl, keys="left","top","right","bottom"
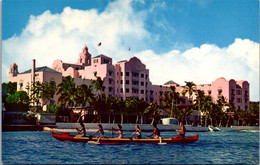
{"left": 109, "top": 78, "right": 113, "bottom": 84}
{"left": 237, "top": 98, "right": 242, "bottom": 103}
{"left": 126, "top": 80, "right": 129, "bottom": 84}
{"left": 104, "top": 59, "right": 110, "bottom": 64}
{"left": 19, "top": 83, "right": 23, "bottom": 90}
{"left": 132, "top": 72, "right": 139, "bottom": 77}
{"left": 109, "top": 70, "right": 113, "bottom": 76}
{"left": 120, "top": 80, "right": 123, "bottom": 84}
{"left": 146, "top": 74, "right": 148, "bottom": 79}
{"left": 141, "top": 82, "right": 144, "bottom": 86}
{"left": 236, "top": 90, "right": 242, "bottom": 95}
{"left": 218, "top": 89, "right": 222, "bottom": 95}
{"left": 94, "top": 72, "right": 97, "bottom": 77}
{"left": 141, "top": 74, "right": 144, "bottom": 78}
{"left": 208, "top": 90, "right": 211, "bottom": 95}
{"left": 141, "top": 90, "right": 144, "bottom": 94}
{"left": 132, "top": 80, "right": 139, "bottom": 86}
{"left": 231, "top": 89, "right": 235, "bottom": 95}
{"left": 244, "top": 90, "right": 248, "bottom": 96}
{"left": 126, "top": 88, "right": 129, "bottom": 93}
{"left": 132, "top": 88, "right": 139, "bottom": 94}
{"left": 121, "top": 72, "right": 123, "bottom": 76}
{"left": 126, "top": 72, "right": 129, "bottom": 76}
{"left": 109, "top": 87, "right": 113, "bottom": 92}
{"left": 120, "top": 88, "right": 123, "bottom": 93}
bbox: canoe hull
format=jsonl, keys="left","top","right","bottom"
{"left": 52, "top": 132, "right": 199, "bottom": 144}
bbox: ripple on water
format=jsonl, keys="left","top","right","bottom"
{"left": 2, "top": 131, "right": 259, "bottom": 164}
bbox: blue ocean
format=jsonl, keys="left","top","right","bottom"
{"left": 2, "top": 131, "right": 259, "bottom": 164}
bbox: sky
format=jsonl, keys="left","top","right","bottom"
{"left": 2, "top": 0, "right": 259, "bottom": 101}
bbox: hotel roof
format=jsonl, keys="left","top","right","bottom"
{"left": 19, "top": 66, "right": 61, "bottom": 75}
{"left": 93, "top": 54, "right": 111, "bottom": 59}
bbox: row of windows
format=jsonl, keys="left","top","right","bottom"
{"left": 118, "top": 72, "right": 148, "bottom": 79}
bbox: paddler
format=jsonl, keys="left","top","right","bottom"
{"left": 76, "top": 123, "right": 86, "bottom": 137}
{"left": 112, "top": 124, "right": 123, "bottom": 138}
{"left": 93, "top": 124, "right": 105, "bottom": 142}
{"left": 147, "top": 123, "right": 160, "bottom": 139}
{"left": 176, "top": 122, "right": 186, "bottom": 138}
{"left": 130, "top": 125, "right": 142, "bottom": 139}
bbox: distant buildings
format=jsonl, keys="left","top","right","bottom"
{"left": 8, "top": 45, "right": 250, "bottom": 112}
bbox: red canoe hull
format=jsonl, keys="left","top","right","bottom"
{"left": 52, "top": 132, "right": 199, "bottom": 144}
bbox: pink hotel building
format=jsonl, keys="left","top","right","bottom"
{"left": 8, "top": 46, "right": 250, "bottom": 112}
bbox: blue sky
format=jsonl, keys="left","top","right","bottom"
{"left": 2, "top": 0, "right": 259, "bottom": 101}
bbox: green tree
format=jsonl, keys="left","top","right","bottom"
{"left": 91, "top": 76, "right": 104, "bottom": 96}
{"left": 182, "top": 81, "right": 196, "bottom": 104}
{"left": 248, "top": 101, "right": 259, "bottom": 125}
{"left": 145, "top": 103, "right": 160, "bottom": 125}
{"left": 110, "top": 98, "right": 126, "bottom": 124}
{"left": 176, "top": 106, "right": 194, "bottom": 124}
{"left": 216, "top": 96, "right": 228, "bottom": 127}
{"left": 6, "top": 91, "right": 30, "bottom": 104}
{"left": 160, "top": 86, "right": 181, "bottom": 118}
{"left": 76, "top": 84, "right": 94, "bottom": 108}
{"left": 56, "top": 76, "right": 77, "bottom": 108}
{"left": 194, "top": 90, "right": 206, "bottom": 125}
{"left": 30, "top": 81, "right": 42, "bottom": 109}
{"left": 2, "top": 82, "right": 17, "bottom": 96}
{"left": 40, "top": 81, "right": 57, "bottom": 105}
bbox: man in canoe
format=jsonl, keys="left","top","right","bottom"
{"left": 176, "top": 122, "right": 186, "bottom": 138}
{"left": 112, "top": 124, "right": 123, "bottom": 138}
{"left": 76, "top": 123, "right": 86, "bottom": 137}
{"left": 147, "top": 123, "right": 160, "bottom": 139}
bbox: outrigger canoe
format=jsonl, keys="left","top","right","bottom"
{"left": 52, "top": 132, "right": 199, "bottom": 144}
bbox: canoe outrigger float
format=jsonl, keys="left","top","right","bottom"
{"left": 52, "top": 132, "right": 199, "bottom": 144}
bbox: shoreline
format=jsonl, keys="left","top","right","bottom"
{"left": 2, "top": 122, "right": 259, "bottom": 132}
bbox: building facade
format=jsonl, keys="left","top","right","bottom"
{"left": 8, "top": 45, "right": 250, "bottom": 112}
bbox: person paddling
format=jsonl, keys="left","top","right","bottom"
{"left": 76, "top": 123, "right": 86, "bottom": 137}
{"left": 131, "top": 125, "right": 142, "bottom": 139}
{"left": 176, "top": 122, "right": 186, "bottom": 138}
{"left": 112, "top": 124, "right": 123, "bottom": 138}
{"left": 93, "top": 124, "right": 104, "bottom": 142}
{"left": 147, "top": 123, "right": 160, "bottom": 139}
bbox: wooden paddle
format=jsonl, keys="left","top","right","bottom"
{"left": 158, "top": 137, "right": 167, "bottom": 145}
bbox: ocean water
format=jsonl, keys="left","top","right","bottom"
{"left": 2, "top": 131, "right": 259, "bottom": 164}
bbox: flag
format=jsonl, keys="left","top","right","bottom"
{"left": 97, "top": 42, "right": 101, "bottom": 46}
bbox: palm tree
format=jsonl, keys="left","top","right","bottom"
{"left": 91, "top": 76, "right": 104, "bottom": 96}
{"left": 194, "top": 89, "right": 206, "bottom": 125}
{"left": 76, "top": 84, "right": 94, "bottom": 108}
{"left": 145, "top": 103, "right": 160, "bottom": 125}
{"left": 160, "top": 86, "right": 181, "bottom": 118}
{"left": 40, "top": 81, "right": 57, "bottom": 106}
{"left": 137, "top": 98, "right": 149, "bottom": 124}
{"left": 217, "top": 96, "right": 228, "bottom": 127}
{"left": 182, "top": 81, "right": 196, "bottom": 104}
{"left": 56, "top": 76, "right": 77, "bottom": 108}
{"left": 30, "top": 81, "right": 42, "bottom": 111}
{"left": 112, "top": 98, "right": 126, "bottom": 124}
{"left": 201, "top": 95, "right": 214, "bottom": 126}
{"left": 176, "top": 107, "right": 194, "bottom": 125}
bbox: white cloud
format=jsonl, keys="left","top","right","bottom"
{"left": 2, "top": 0, "right": 259, "bottom": 101}
{"left": 135, "top": 39, "right": 259, "bottom": 101}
